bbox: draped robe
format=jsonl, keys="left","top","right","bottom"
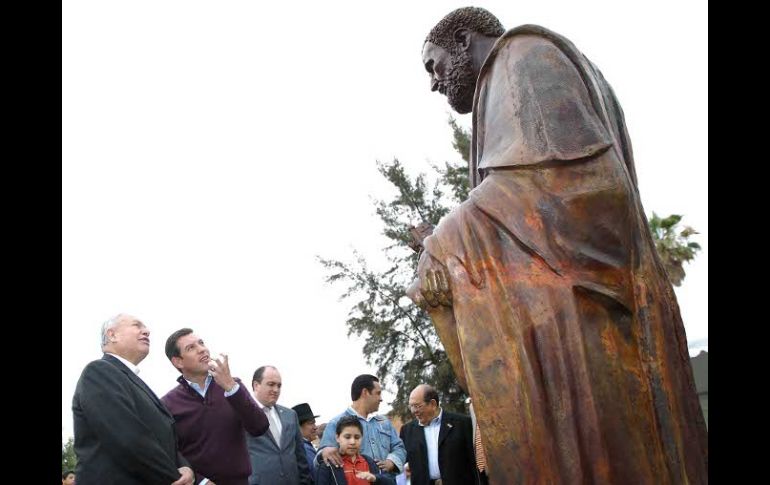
{"left": 413, "top": 25, "right": 708, "bottom": 484}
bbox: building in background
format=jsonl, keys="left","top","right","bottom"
{"left": 690, "top": 350, "right": 708, "bottom": 429}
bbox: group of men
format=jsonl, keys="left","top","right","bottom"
{"left": 71, "top": 314, "right": 485, "bottom": 485}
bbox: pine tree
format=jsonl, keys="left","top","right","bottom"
{"left": 62, "top": 437, "right": 77, "bottom": 474}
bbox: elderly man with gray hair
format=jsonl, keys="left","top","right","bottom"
{"left": 72, "top": 313, "right": 194, "bottom": 485}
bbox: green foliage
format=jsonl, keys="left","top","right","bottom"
{"left": 648, "top": 212, "right": 702, "bottom": 286}
{"left": 374, "top": 160, "right": 450, "bottom": 264}
{"left": 434, "top": 117, "right": 470, "bottom": 203}
{"left": 448, "top": 116, "right": 471, "bottom": 163}
{"left": 62, "top": 437, "right": 77, "bottom": 474}
{"left": 319, "top": 119, "right": 472, "bottom": 420}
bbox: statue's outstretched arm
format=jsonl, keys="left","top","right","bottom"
{"left": 407, "top": 252, "right": 469, "bottom": 393}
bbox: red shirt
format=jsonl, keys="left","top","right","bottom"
{"left": 342, "top": 454, "right": 372, "bottom": 485}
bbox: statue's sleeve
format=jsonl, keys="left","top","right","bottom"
{"left": 415, "top": 246, "right": 469, "bottom": 394}
{"left": 475, "top": 34, "right": 613, "bottom": 170}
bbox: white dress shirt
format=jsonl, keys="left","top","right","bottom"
{"left": 184, "top": 374, "right": 240, "bottom": 397}
{"left": 258, "top": 401, "right": 283, "bottom": 442}
{"left": 419, "top": 408, "right": 443, "bottom": 479}
{"left": 106, "top": 353, "right": 140, "bottom": 374}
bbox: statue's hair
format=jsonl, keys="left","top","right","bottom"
{"left": 425, "top": 7, "right": 505, "bottom": 50}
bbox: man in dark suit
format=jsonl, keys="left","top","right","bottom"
{"left": 72, "top": 313, "right": 194, "bottom": 485}
{"left": 246, "top": 365, "right": 312, "bottom": 485}
{"left": 399, "top": 385, "right": 477, "bottom": 485}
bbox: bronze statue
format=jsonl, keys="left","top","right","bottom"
{"left": 407, "top": 7, "right": 708, "bottom": 484}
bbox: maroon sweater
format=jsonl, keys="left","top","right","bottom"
{"left": 161, "top": 376, "right": 269, "bottom": 485}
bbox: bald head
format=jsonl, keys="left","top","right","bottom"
{"left": 411, "top": 383, "right": 439, "bottom": 401}
{"left": 409, "top": 384, "right": 441, "bottom": 425}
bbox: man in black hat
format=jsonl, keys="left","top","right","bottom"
{"left": 292, "top": 403, "right": 321, "bottom": 483}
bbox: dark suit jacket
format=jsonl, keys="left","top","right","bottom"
{"left": 72, "top": 354, "right": 189, "bottom": 485}
{"left": 246, "top": 404, "right": 312, "bottom": 485}
{"left": 399, "top": 411, "right": 478, "bottom": 485}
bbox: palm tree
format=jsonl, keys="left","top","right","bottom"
{"left": 648, "top": 213, "right": 702, "bottom": 286}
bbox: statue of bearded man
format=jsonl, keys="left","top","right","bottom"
{"left": 407, "top": 7, "right": 708, "bottom": 484}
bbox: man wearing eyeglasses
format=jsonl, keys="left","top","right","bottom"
{"left": 399, "top": 384, "right": 477, "bottom": 485}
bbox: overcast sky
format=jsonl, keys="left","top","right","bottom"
{"left": 62, "top": 0, "right": 707, "bottom": 441}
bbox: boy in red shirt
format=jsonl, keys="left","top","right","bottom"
{"left": 317, "top": 415, "right": 396, "bottom": 485}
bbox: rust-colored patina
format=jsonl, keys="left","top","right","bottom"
{"left": 410, "top": 21, "right": 708, "bottom": 484}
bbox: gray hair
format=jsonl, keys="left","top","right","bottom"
{"left": 100, "top": 313, "right": 125, "bottom": 349}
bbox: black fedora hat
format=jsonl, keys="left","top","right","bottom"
{"left": 292, "top": 403, "right": 320, "bottom": 423}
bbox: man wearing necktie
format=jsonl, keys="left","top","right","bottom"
{"left": 246, "top": 365, "right": 312, "bottom": 485}
{"left": 468, "top": 399, "right": 488, "bottom": 485}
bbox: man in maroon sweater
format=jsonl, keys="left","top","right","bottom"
{"left": 162, "top": 328, "right": 270, "bottom": 485}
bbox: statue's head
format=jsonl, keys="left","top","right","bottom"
{"left": 422, "top": 7, "right": 505, "bottom": 114}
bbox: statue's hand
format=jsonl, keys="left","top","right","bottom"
{"left": 406, "top": 277, "right": 425, "bottom": 307}
{"left": 407, "top": 251, "right": 452, "bottom": 309}
{"left": 420, "top": 265, "right": 453, "bottom": 308}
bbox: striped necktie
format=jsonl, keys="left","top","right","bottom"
{"left": 266, "top": 407, "right": 282, "bottom": 445}
{"left": 474, "top": 421, "right": 487, "bottom": 473}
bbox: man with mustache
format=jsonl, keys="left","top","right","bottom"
{"left": 410, "top": 7, "right": 708, "bottom": 484}
{"left": 72, "top": 314, "right": 194, "bottom": 485}
{"left": 161, "top": 328, "right": 270, "bottom": 485}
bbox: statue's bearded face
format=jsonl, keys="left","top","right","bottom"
{"left": 422, "top": 41, "right": 476, "bottom": 114}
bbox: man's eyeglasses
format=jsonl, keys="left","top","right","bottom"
{"left": 408, "top": 401, "right": 428, "bottom": 411}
